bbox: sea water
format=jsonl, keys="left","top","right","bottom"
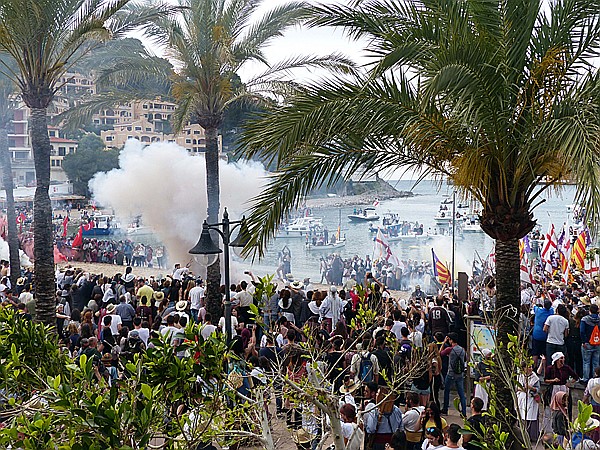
{"left": 244, "top": 180, "right": 577, "bottom": 282}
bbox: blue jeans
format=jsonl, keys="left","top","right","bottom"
{"left": 190, "top": 309, "right": 199, "bottom": 324}
{"left": 443, "top": 373, "right": 467, "bottom": 415}
{"left": 582, "top": 344, "right": 600, "bottom": 381}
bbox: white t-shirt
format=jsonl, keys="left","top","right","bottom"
{"left": 234, "top": 290, "right": 253, "bottom": 308}
{"left": 391, "top": 321, "right": 407, "bottom": 340}
{"left": 544, "top": 314, "right": 569, "bottom": 345}
{"left": 189, "top": 286, "right": 205, "bottom": 310}
{"left": 218, "top": 316, "right": 238, "bottom": 336}
{"left": 108, "top": 314, "right": 122, "bottom": 336}
{"left": 200, "top": 324, "right": 217, "bottom": 340}
{"left": 438, "top": 446, "right": 465, "bottom": 450}
{"left": 160, "top": 325, "right": 180, "bottom": 344}
{"left": 172, "top": 267, "right": 189, "bottom": 280}
{"left": 403, "top": 405, "right": 425, "bottom": 432}
{"left": 131, "top": 328, "right": 150, "bottom": 346}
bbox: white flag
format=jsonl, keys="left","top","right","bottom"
{"left": 374, "top": 229, "right": 401, "bottom": 267}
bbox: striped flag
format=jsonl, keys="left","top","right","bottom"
{"left": 432, "top": 248, "right": 451, "bottom": 285}
{"left": 374, "top": 229, "right": 400, "bottom": 267}
{"left": 541, "top": 224, "right": 558, "bottom": 273}
{"left": 572, "top": 231, "right": 587, "bottom": 268}
{"left": 557, "top": 227, "right": 572, "bottom": 281}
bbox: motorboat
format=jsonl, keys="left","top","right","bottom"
{"left": 276, "top": 216, "right": 323, "bottom": 238}
{"left": 305, "top": 236, "right": 347, "bottom": 251}
{"left": 348, "top": 207, "right": 380, "bottom": 222}
{"left": 461, "top": 215, "right": 483, "bottom": 233}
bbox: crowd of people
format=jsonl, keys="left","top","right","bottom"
{"left": 4, "top": 251, "right": 600, "bottom": 449}
{"left": 55, "top": 237, "right": 167, "bottom": 268}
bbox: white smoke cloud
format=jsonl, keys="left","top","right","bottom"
{"left": 0, "top": 236, "right": 33, "bottom": 268}
{"left": 89, "top": 140, "right": 267, "bottom": 272}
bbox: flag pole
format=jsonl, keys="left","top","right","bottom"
{"left": 451, "top": 190, "right": 456, "bottom": 287}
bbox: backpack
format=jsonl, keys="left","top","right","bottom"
{"left": 590, "top": 324, "right": 600, "bottom": 346}
{"left": 451, "top": 347, "right": 465, "bottom": 374}
{"left": 359, "top": 352, "right": 374, "bottom": 383}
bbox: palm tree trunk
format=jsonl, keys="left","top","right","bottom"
{"left": 204, "top": 126, "right": 223, "bottom": 320}
{"left": 29, "top": 107, "right": 55, "bottom": 328}
{"left": 492, "top": 238, "right": 525, "bottom": 449}
{"left": 0, "top": 128, "right": 20, "bottom": 288}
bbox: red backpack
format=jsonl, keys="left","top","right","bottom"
{"left": 590, "top": 325, "right": 600, "bottom": 346}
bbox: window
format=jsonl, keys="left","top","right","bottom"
{"left": 193, "top": 130, "right": 200, "bottom": 135}
{"left": 145, "top": 128, "right": 151, "bottom": 132}
{"left": 135, "top": 126, "right": 142, "bottom": 131}
{"left": 127, "top": 126, "right": 132, "bottom": 131}
{"left": 49, "top": 130, "right": 56, "bottom": 137}
{"left": 58, "top": 147, "right": 66, "bottom": 156}
{"left": 106, "top": 136, "right": 113, "bottom": 142}
{"left": 185, "top": 139, "right": 191, "bottom": 144}
{"left": 68, "top": 147, "right": 75, "bottom": 153}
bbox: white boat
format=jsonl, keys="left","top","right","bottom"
{"left": 348, "top": 207, "right": 380, "bottom": 222}
{"left": 461, "top": 215, "right": 483, "bottom": 233}
{"left": 434, "top": 210, "right": 452, "bottom": 225}
{"left": 126, "top": 225, "right": 153, "bottom": 236}
{"left": 276, "top": 216, "right": 323, "bottom": 238}
{"left": 81, "top": 214, "right": 121, "bottom": 236}
{"left": 305, "top": 236, "right": 347, "bottom": 251}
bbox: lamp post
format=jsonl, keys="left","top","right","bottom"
{"left": 189, "top": 208, "right": 251, "bottom": 344}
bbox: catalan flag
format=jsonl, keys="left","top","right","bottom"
{"left": 432, "top": 248, "right": 451, "bottom": 285}
{"left": 572, "top": 231, "right": 587, "bottom": 268}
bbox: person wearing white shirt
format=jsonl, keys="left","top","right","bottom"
{"left": 544, "top": 304, "right": 570, "bottom": 358}
{"left": 200, "top": 313, "right": 217, "bottom": 340}
{"left": 130, "top": 318, "right": 150, "bottom": 346}
{"left": 320, "top": 286, "right": 343, "bottom": 333}
{"left": 218, "top": 314, "right": 238, "bottom": 337}
{"left": 105, "top": 304, "right": 122, "bottom": 336}
{"left": 390, "top": 310, "right": 407, "bottom": 340}
{"left": 188, "top": 280, "right": 205, "bottom": 324}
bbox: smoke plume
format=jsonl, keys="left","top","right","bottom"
{"left": 0, "top": 236, "right": 32, "bottom": 268}
{"left": 89, "top": 140, "right": 267, "bottom": 272}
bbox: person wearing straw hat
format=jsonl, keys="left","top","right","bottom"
{"left": 583, "top": 367, "right": 600, "bottom": 442}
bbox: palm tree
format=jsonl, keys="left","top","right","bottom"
{"left": 239, "top": 0, "right": 600, "bottom": 438}
{"left": 0, "top": 0, "right": 171, "bottom": 326}
{"left": 0, "top": 73, "right": 20, "bottom": 288}
{"left": 83, "top": 0, "right": 354, "bottom": 319}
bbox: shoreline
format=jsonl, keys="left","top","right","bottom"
{"left": 56, "top": 261, "right": 410, "bottom": 300}
{"left": 305, "top": 191, "right": 414, "bottom": 209}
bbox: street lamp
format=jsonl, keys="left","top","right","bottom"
{"left": 189, "top": 208, "right": 251, "bottom": 343}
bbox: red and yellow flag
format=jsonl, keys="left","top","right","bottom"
{"left": 572, "top": 231, "right": 587, "bottom": 268}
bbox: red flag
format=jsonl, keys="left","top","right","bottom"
{"left": 72, "top": 225, "right": 83, "bottom": 248}
{"left": 83, "top": 220, "right": 95, "bottom": 231}
{"left": 54, "top": 245, "right": 68, "bottom": 263}
{"left": 61, "top": 216, "right": 69, "bottom": 238}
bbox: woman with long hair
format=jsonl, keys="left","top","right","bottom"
{"left": 420, "top": 401, "right": 447, "bottom": 441}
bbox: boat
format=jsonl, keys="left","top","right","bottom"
{"left": 348, "top": 207, "right": 380, "bottom": 222}
{"left": 81, "top": 214, "right": 121, "bottom": 236}
{"left": 276, "top": 216, "right": 323, "bottom": 239}
{"left": 305, "top": 237, "right": 347, "bottom": 251}
{"left": 461, "top": 215, "right": 483, "bottom": 233}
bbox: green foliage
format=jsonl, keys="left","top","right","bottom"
{"left": 62, "top": 134, "right": 119, "bottom": 196}
{"left": 0, "top": 308, "right": 66, "bottom": 394}
{"left": 0, "top": 316, "right": 237, "bottom": 448}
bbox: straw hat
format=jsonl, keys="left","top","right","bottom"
{"left": 175, "top": 300, "right": 187, "bottom": 312}
{"left": 106, "top": 304, "right": 116, "bottom": 314}
{"left": 591, "top": 384, "right": 600, "bottom": 404}
{"left": 16, "top": 277, "right": 25, "bottom": 286}
{"left": 574, "top": 416, "right": 600, "bottom": 432}
{"left": 340, "top": 378, "right": 361, "bottom": 395}
{"left": 290, "top": 280, "right": 303, "bottom": 290}
{"left": 153, "top": 291, "right": 164, "bottom": 301}
{"left": 291, "top": 428, "right": 315, "bottom": 445}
